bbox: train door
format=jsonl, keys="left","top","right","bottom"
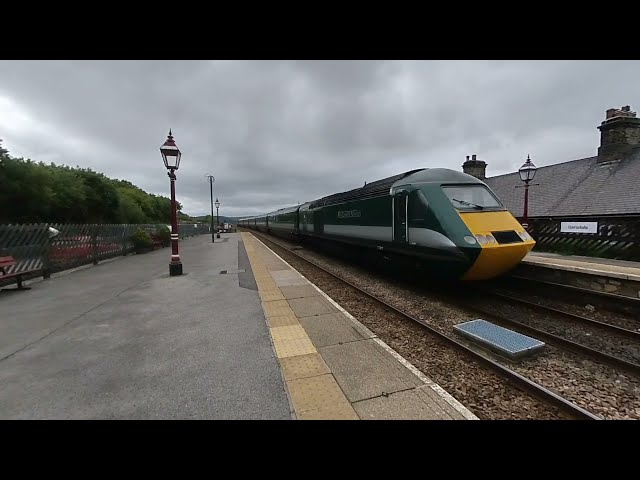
{"left": 393, "top": 190, "right": 408, "bottom": 243}
{"left": 313, "top": 208, "right": 324, "bottom": 235}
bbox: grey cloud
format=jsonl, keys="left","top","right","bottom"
{"left": 1, "top": 60, "right": 639, "bottom": 217}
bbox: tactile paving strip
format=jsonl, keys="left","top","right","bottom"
{"left": 266, "top": 313, "right": 300, "bottom": 328}
{"left": 271, "top": 324, "right": 309, "bottom": 341}
{"left": 259, "top": 291, "right": 286, "bottom": 302}
{"left": 253, "top": 273, "right": 273, "bottom": 279}
{"left": 272, "top": 336, "right": 317, "bottom": 358}
{"left": 259, "top": 287, "right": 283, "bottom": 296}
{"left": 287, "top": 374, "right": 354, "bottom": 414}
{"left": 297, "top": 403, "right": 359, "bottom": 420}
{"left": 280, "top": 353, "right": 331, "bottom": 381}
{"left": 263, "top": 300, "right": 295, "bottom": 318}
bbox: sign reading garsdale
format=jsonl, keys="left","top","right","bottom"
{"left": 560, "top": 221, "right": 598, "bottom": 234}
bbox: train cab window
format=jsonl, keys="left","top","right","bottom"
{"left": 442, "top": 185, "right": 504, "bottom": 211}
{"left": 408, "top": 190, "right": 430, "bottom": 228}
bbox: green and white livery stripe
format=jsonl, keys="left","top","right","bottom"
{"left": 271, "top": 223, "right": 296, "bottom": 230}
{"left": 407, "top": 228, "right": 459, "bottom": 250}
{"left": 323, "top": 224, "right": 392, "bottom": 241}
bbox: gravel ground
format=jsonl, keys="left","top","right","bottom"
{"left": 250, "top": 231, "right": 640, "bottom": 420}
{"left": 489, "top": 286, "right": 640, "bottom": 333}
{"left": 464, "top": 294, "right": 640, "bottom": 366}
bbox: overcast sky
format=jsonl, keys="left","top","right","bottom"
{"left": 1, "top": 60, "right": 638, "bottom": 218}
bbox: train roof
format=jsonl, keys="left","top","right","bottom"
{"left": 393, "top": 168, "right": 485, "bottom": 187}
{"left": 307, "top": 169, "right": 425, "bottom": 209}
{"left": 306, "top": 168, "right": 483, "bottom": 209}
{"left": 245, "top": 168, "right": 485, "bottom": 216}
{"left": 268, "top": 205, "right": 300, "bottom": 216}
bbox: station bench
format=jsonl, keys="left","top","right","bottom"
{"left": 150, "top": 235, "right": 164, "bottom": 250}
{"left": 0, "top": 256, "right": 40, "bottom": 291}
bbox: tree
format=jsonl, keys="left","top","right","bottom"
{"left": 0, "top": 154, "right": 53, "bottom": 223}
{"left": 49, "top": 166, "right": 87, "bottom": 222}
{"left": 75, "top": 169, "right": 120, "bottom": 223}
{"left": 0, "top": 141, "right": 183, "bottom": 224}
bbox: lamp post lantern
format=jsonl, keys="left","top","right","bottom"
{"left": 215, "top": 198, "right": 221, "bottom": 238}
{"left": 160, "top": 129, "right": 183, "bottom": 276}
{"left": 518, "top": 154, "right": 538, "bottom": 230}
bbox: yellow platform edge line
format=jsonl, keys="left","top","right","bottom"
{"left": 242, "top": 231, "right": 358, "bottom": 420}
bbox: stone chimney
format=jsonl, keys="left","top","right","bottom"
{"left": 462, "top": 154, "right": 487, "bottom": 180}
{"left": 597, "top": 105, "right": 640, "bottom": 162}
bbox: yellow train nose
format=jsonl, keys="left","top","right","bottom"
{"left": 458, "top": 211, "right": 536, "bottom": 280}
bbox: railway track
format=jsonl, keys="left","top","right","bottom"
{"left": 499, "top": 275, "right": 640, "bottom": 319}
{"left": 476, "top": 289, "right": 640, "bottom": 341}
{"left": 445, "top": 290, "right": 640, "bottom": 376}
{"left": 244, "top": 229, "right": 601, "bottom": 420}
{"left": 301, "top": 233, "right": 640, "bottom": 373}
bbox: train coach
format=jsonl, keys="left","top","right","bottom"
{"left": 239, "top": 167, "right": 535, "bottom": 280}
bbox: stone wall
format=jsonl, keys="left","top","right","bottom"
{"left": 511, "top": 263, "right": 640, "bottom": 300}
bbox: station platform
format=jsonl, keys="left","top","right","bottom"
{"left": 242, "top": 232, "right": 476, "bottom": 420}
{"left": 514, "top": 251, "right": 640, "bottom": 298}
{"left": 0, "top": 232, "right": 476, "bottom": 420}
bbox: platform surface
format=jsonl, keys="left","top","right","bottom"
{"left": 242, "top": 232, "right": 478, "bottom": 420}
{"left": 0, "top": 232, "right": 478, "bottom": 420}
{"left": 0, "top": 234, "right": 290, "bottom": 419}
{"left": 524, "top": 251, "right": 640, "bottom": 281}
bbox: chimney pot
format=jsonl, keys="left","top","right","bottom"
{"left": 462, "top": 154, "right": 487, "bottom": 180}
{"left": 598, "top": 105, "right": 640, "bottom": 162}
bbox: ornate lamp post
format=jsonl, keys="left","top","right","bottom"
{"left": 160, "top": 129, "right": 183, "bottom": 276}
{"left": 205, "top": 174, "right": 215, "bottom": 243}
{"left": 215, "top": 198, "right": 221, "bottom": 238}
{"left": 517, "top": 155, "right": 538, "bottom": 230}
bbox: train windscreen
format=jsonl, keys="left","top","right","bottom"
{"left": 441, "top": 185, "right": 504, "bottom": 211}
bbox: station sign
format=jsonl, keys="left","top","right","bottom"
{"left": 560, "top": 221, "right": 598, "bottom": 234}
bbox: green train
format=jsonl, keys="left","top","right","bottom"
{"left": 239, "top": 168, "right": 535, "bottom": 280}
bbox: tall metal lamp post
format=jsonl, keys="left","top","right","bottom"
{"left": 517, "top": 155, "right": 538, "bottom": 231}
{"left": 205, "top": 174, "right": 215, "bottom": 243}
{"left": 215, "top": 198, "right": 221, "bottom": 238}
{"left": 160, "top": 129, "right": 183, "bottom": 276}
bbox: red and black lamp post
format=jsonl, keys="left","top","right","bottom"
{"left": 517, "top": 154, "right": 538, "bottom": 231}
{"left": 160, "top": 129, "right": 183, "bottom": 276}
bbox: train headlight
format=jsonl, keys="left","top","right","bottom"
{"left": 474, "top": 234, "right": 488, "bottom": 244}
{"left": 463, "top": 235, "right": 477, "bottom": 245}
{"left": 517, "top": 231, "right": 533, "bottom": 241}
{"left": 486, "top": 235, "right": 496, "bottom": 244}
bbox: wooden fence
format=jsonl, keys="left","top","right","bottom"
{"left": 0, "top": 223, "right": 209, "bottom": 280}
{"left": 524, "top": 215, "right": 640, "bottom": 261}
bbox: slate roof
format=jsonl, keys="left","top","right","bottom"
{"left": 484, "top": 149, "right": 640, "bottom": 218}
